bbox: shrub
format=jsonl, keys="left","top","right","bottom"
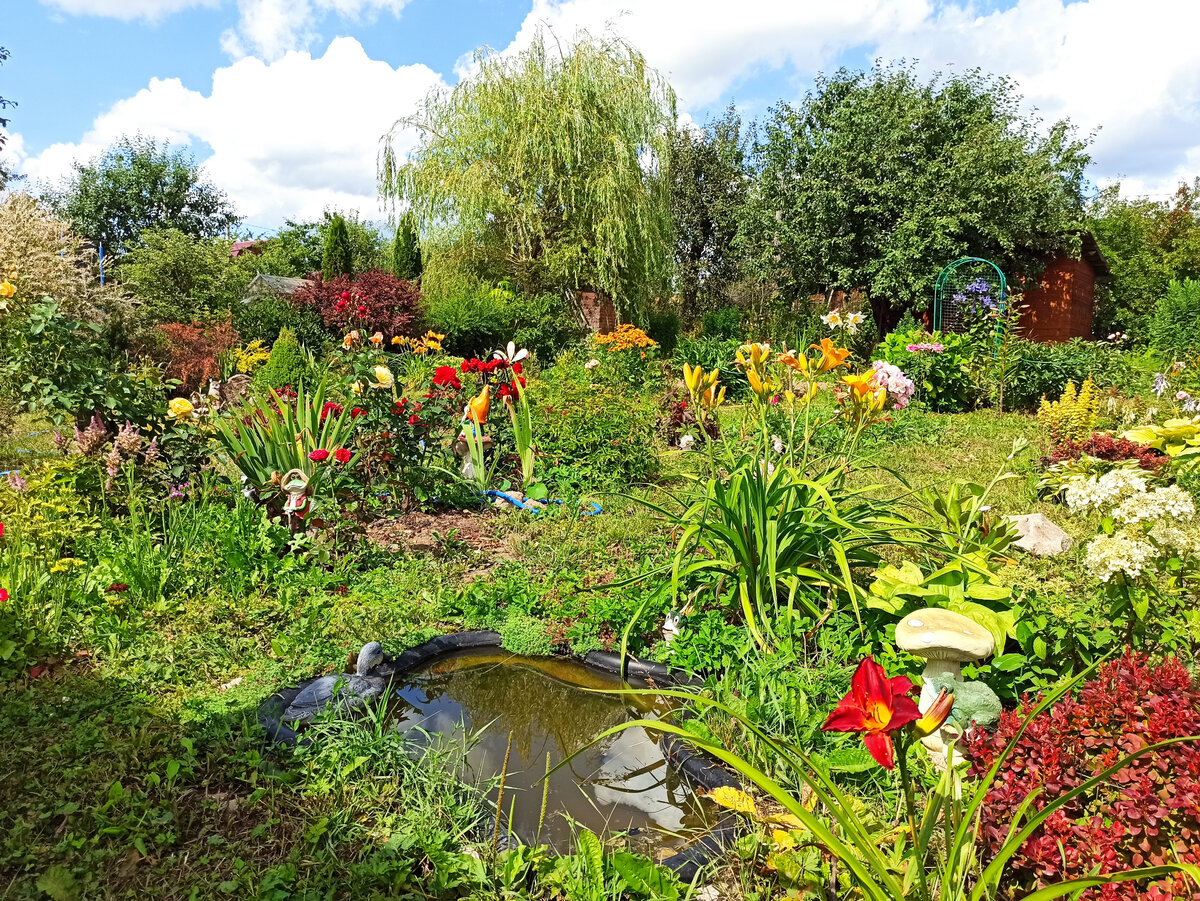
{"left": 531, "top": 353, "right": 657, "bottom": 491}
{"left": 1003, "top": 338, "right": 1128, "bottom": 410}
{"left": 253, "top": 327, "right": 311, "bottom": 391}
{"left": 645, "top": 308, "right": 681, "bottom": 356}
{"left": 508, "top": 291, "right": 586, "bottom": 362}
{"left": 878, "top": 329, "right": 976, "bottom": 412}
{"left": 968, "top": 652, "right": 1200, "bottom": 900}
{"left": 292, "top": 270, "right": 420, "bottom": 338}
{"left": 420, "top": 272, "right": 513, "bottom": 357}
{"left": 1151, "top": 279, "right": 1200, "bottom": 359}
{"left": 701, "top": 306, "right": 744, "bottom": 340}
{"left": 391, "top": 214, "right": 422, "bottom": 282}
{"left": 1041, "top": 434, "right": 1168, "bottom": 474}
{"left": 1037, "top": 378, "right": 1099, "bottom": 445}
{"left": 674, "top": 335, "right": 749, "bottom": 400}
{"left": 321, "top": 213, "right": 354, "bottom": 279}
{"left": 232, "top": 291, "right": 328, "bottom": 351}
{"left": 155, "top": 318, "right": 238, "bottom": 392}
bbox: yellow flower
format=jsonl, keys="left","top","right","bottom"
{"left": 351, "top": 380, "right": 364, "bottom": 396}
{"left": 392, "top": 335, "right": 408, "bottom": 347}
{"left": 776, "top": 350, "right": 809, "bottom": 374}
{"left": 841, "top": 371, "right": 886, "bottom": 411}
{"left": 683, "top": 362, "right": 704, "bottom": 394}
{"left": 701, "top": 383, "right": 726, "bottom": 409}
{"left": 811, "top": 338, "right": 851, "bottom": 373}
{"left": 168, "top": 397, "right": 196, "bottom": 419}
{"left": 369, "top": 366, "right": 394, "bottom": 389}
{"left": 342, "top": 333, "right": 356, "bottom": 350}
{"left": 736, "top": 342, "right": 771, "bottom": 369}
{"left": 0, "top": 281, "right": 14, "bottom": 299}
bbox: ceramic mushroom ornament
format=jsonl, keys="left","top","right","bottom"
{"left": 895, "top": 607, "right": 994, "bottom": 765}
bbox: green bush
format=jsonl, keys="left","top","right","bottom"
{"left": 531, "top": 351, "right": 657, "bottom": 491}
{"left": 879, "top": 329, "right": 977, "bottom": 412}
{"left": 1151, "top": 279, "right": 1200, "bottom": 358}
{"left": 232, "top": 292, "right": 328, "bottom": 352}
{"left": 674, "top": 335, "right": 749, "bottom": 400}
{"left": 253, "top": 327, "right": 311, "bottom": 391}
{"left": 644, "top": 308, "right": 681, "bottom": 355}
{"left": 421, "top": 272, "right": 513, "bottom": 357}
{"left": 509, "top": 291, "right": 587, "bottom": 362}
{"left": 701, "top": 306, "right": 744, "bottom": 340}
{"left": 1003, "top": 338, "right": 1127, "bottom": 410}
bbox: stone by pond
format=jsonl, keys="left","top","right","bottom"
{"left": 387, "top": 648, "right": 716, "bottom": 855}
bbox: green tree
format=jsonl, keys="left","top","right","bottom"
{"left": 50, "top": 135, "right": 240, "bottom": 256}
{"left": 740, "top": 64, "right": 1091, "bottom": 333}
{"left": 118, "top": 228, "right": 254, "bottom": 325}
{"left": 381, "top": 28, "right": 676, "bottom": 319}
{"left": 321, "top": 213, "right": 354, "bottom": 280}
{"left": 391, "top": 213, "right": 422, "bottom": 282}
{"left": 1090, "top": 179, "right": 1200, "bottom": 335}
{"left": 666, "top": 105, "right": 748, "bottom": 322}
{"left": 268, "top": 211, "right": 384, "bottom": 277}
{"left": 0, "top": 47, "right": 18, "bottom": 190}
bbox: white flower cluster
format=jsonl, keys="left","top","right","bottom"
{"left": 1063, "top": 468, "right": 1147, "bottom": 512}
{"left": 1149, "top": 520, "right": 1200, "bottom": 555}
{"left": 1113, "top": 484, "right": 1196, "bottom": 524}
{"left": 1084, "top": 531, "right": 1155, "bottom": 582}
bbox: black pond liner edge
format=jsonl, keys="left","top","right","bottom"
{"left": 256, "top": 630, "right": 740, "bottom": 883}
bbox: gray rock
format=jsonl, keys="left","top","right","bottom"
{"left": 1005, "top": 513, "right": 1074, "bottom": 556}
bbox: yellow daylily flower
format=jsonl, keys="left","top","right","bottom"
{"left": 776, "top": 349, "right": 809, "bottom": 374}
{"left": 370, "top": 332, "right": 383, "bottom": 346}
{"left": 701, "top": 383, "right": 726, "bottom": 409}
{"left": 683, "top": 362, "right": 704, "bottom": 394}
{"left": 392, "top": 335, "right": 409, "bottom": 346}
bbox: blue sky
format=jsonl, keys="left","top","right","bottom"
{"left": 6, "top": 0, "right": 1200, "bottom": 228}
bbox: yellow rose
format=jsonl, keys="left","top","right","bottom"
{"left": 369, "top": 366, "right": 394, "bottom": 389}
{"left": 168, "top": 397, "right": 196, "bottom": 419}
{"left": 0, "top": 281, "right": 15, "bottom": 299}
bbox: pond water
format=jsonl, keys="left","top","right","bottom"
{"left": 386, "top": 648, "right": 715, "bottom": 854}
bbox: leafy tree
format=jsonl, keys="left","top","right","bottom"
{"left": 391, "top": 213, "right": 422, "bottom": 282}
{"left": 381, "top": 28, "right": 675, "bottom": 319}
{"left": 1090, "top": 179, "right": 1200, "bottom": 335}
{"left": 0, "top": 47, "right": 18, "bottom": 190}
{"left": 666, "top": 106, "right": 748, "bottom": 323}
{"left": 269, "top": 211, "right": 383, "bottom": 277}
{"left": 51, "top": 135, "right": 240, "bottom": 256}
{"left": 321, "top": 213, "right": 354, "bottom": 280}
{"left": 740, "top": 64, "right": 1091, "bottom": 333}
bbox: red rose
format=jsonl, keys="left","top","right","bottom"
{"left": 357, "top": 305, "right": 367, "bottom": 316}
{"left": 341, "top": 291, "right": 351, "bottom": 302}
{"left": 334, "top": 448, "right": 352, "bottom": 463}
{"left": 0, "top": 522, "right": 4, "bottom": 539}
{"left": 511, "top": 361, "right": 522, "bottom": 375}
{"left": 408, "top": 414, "right": 421, "bottom": 426}
{"left": 433, "top": 366, "right": 462, "bottom": 390}
{"left": 0, "top": 588, "right": 7, "bottom": 603}
{"left": 308, "top": 449, "right": 330, "bottom": 462}
{"left": 351, "top": 407, "right": 366, "bottom": 418}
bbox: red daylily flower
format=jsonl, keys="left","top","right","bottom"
{"left": 822, "top": 656, "right": 920, "bottom": 769}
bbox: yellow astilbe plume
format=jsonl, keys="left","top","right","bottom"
{"left": 1037, "top": 378, "right": 1098, "bottom": 445}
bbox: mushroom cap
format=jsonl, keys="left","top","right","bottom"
{"left": 895, "top": 607, "right": 994, "bottom": 662}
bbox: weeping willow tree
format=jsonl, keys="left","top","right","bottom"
{"left": 379, "top": 29, "right": 676, "bottom": 319}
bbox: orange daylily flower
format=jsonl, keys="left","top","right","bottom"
{"left": 468, "top": 385, "right": 490, "bottom": 425}
{"left": 370, "top": 332, "right": 383, "bottom": 346}
{"left": 811, "top": 338, "right": 851, "bottom": 373}
{"left": 914, "top": 689, "right": 955, "bottom": 739}
{"left": 842, "top": 371, "right": 886, "bottom": 410}
{"left": 776, "top": 349, "right": 809, "bottom": 374}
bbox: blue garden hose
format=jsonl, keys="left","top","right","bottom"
{"left": 482, "top": 489, "right": 602, "bottom": 516}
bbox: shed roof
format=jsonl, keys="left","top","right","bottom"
{"left": 244, "top": 273, "right": 314, "bottom": 298}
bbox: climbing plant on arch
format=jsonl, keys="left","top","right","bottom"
{"left": 933, "top": 257, "right": 1008, "bottom": 353}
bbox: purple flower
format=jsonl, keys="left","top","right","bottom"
{"left": 1153, "top": 372, "right": 1170, "bottom": 398}
{"left": 166, "top": 481, "right": 189, "bottom": 501}
{"left": 6, "top": 473, "right": 28, "bottom": 493}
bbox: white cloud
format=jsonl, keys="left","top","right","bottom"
{"left": 493, "top": 0, "right": 932, "bottom": 108}
{"left": 871, "top": 0, "right": 1200, "bottom": 196}
{"left": 39, "top": 0, "right": 219, "bottom": 20}
{"left": 222, "top": 0, "right": 413, "bottom": 60}
{"left": 15, "top": 37, "right": 443, "bottom": 225}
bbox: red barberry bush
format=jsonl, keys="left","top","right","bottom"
{"left": 968, "top": 652, "right": 1200, "bottom": 900}
{"left": 292, "top": 270, "right": 420, "bottom": 337}
{"left": 1042, "top": 433, "right": 1169, "bottom": 473}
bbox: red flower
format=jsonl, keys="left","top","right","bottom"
{"left": 408, "top": 414, "right": 421, "bottom": 426}
{"left": 512, "top": 360, "right": 523, "bottom": 375}
{"left": 334, "top": 448, "right": 352, "bottom": 464}
{"left": 433, "top": 366, "right": 462, "bottom": 390}
{"left": 393, "top": 399, "right": 408, "bottom": 414}
{"left": 0, "top": 588, "right": 7, "bottom": 603}
{"left": 341, "top": 291, "right": 351, "bottom": 302}
{"left": 822, "top": 656, "right": 920, "bottom": 769}
{"left": 319, "top": 401, "right": 343, "bottom": 422}
{"left": 308, "top": 449, "right": 330, "bottom": 462}
{"left": 0, "top": 522, "right": 4, "bottom": 539}
{"left": 356, "top": 304, "right": 367, "bottom": 316}
{"left": 350, "top": 407, "right": 366, "bottom": 419}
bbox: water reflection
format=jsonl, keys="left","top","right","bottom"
{"left": 387, "top": 649, "right": 713, "bottom": 852}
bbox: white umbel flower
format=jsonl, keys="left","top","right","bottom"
{"left": 1085, "top": 531, "right": 1155, "bottom": 582}
{"left": 1114, "top": 485, "right": 1196, "bottom": 524}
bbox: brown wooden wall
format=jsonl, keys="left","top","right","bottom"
{"left": 576, "top": 290, "right": 617, "bottom": 334}
{"left": 1018, "top": 256, "right": 1096, "bottom": 343}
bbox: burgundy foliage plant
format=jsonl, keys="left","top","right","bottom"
{"left": 292, "top": 270, "right": 420, "bottom": 338}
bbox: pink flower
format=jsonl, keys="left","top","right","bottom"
{"left": 309, "top": 449, "right": 330, "bottom": 462}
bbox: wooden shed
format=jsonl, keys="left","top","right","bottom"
{"left": 1017, "top": 234, "right": 1109, "bottom": 342}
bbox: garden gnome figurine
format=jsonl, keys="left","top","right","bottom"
{"left": 452, "top": 433, "right": 494, "bottom": 480}
{"left": 281, "top": 468, "right": 310, "bottom": 529}
{"left": 895, "top": 607, "right": 994, "bottom": 768}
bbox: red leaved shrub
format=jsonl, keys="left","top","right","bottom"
{"left": 156, "top": 319, "right": 238, "bottom": 392}
{"left": 1042, "top": 434, "right": 1169, "bottom": 473}
{"left": 968, "top": 652, "right": 1200, "bottom": 900}
{"left": 292, "top": 270, "right": 420, "bottom": 337}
